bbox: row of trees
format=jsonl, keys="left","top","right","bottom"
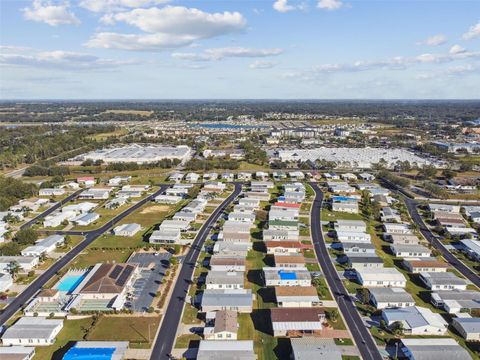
{"left": 23, "top": 165, "right": 70, "bottom": 177}
{"left": 185, "top": 158, "right": 239, "bottom": 171}
{"left": 0, "top": 177, "right": 38, "bottom": 211}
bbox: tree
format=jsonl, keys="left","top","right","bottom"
{"left": 391, "top": 321, "right": 404, "bottom": 337}
{"left": 14, "top": 228, "right": 38, "bottom": 245}
{"left": 441, "top": 169, "right": 457, "bottom": 180}
{"left": 6, "top": 261, "right": 22, "bottom": 279}
{"left": 327, "top": 309, "right": 339, "bottom": 322}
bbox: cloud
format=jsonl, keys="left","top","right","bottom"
{"left": 86, "top": 6, "right": 246, "bottom": 51}
{"left": 172, "top": 47, "right": 283, "bottom": 61}
{"left": 22, "top": 0, "right": 80, "bottom": 26}
{"left": 317, "top": 0, "right": 343, "bottom": 10}
{"left": 463, "top": 21, "right": 480, "bottom": 40}
{"left": 0, "top": 49, "right": 135, "bottom": 70}
{"left": 282, "top": 48, "right": 480, "bottom": 81}
{"left": 79, "top": 0, "right": 170, "bottom": 13}
{"left": 249, "top": 60, "right": 277, "bottom": 69}
{"left": 273, "top": 0, "right": 296, "bottom": 13}
{"left": 449, "top": 44, "right": 466, "bottom": 54}
{"left": 417, "top": 34, "right": 447, "bottom": 46}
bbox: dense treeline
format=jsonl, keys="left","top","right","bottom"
{"left": 0, "top": 124, "right": 116, "bottom": 170}
{"left": 378, "top": 170, "right": 411, "bottom": 188}
{"left": 240, "top": 141, "right": 268, "bottom": 165}
{"left": 23, "top": 165, "right": 70, "bottom": 177}
{"left": 105, "top": 159, "right": 181, "bottom": 171}
{"left": 185, "top": 158, "right": 239, "bottom": 170}
{"left": 0, "top": 176, "right": 38, "bottom": 211}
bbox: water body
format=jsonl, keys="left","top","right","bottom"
{"left": 191, "top": 123, "right": 267, "bottom": 129}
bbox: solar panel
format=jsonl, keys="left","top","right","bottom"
{"left": 109, "top": 265, "right": 123, "bottom": 279}
{"left": 116, "top": 265, "right": 134, "bottom": 287}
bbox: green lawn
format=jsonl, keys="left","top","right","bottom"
{"left": 181, "top": 303, "right": 201, "bottom": 325}
{"left": 174, "top": 333, "right": 201, "bottom": 348}
{"left": 34, "top": 318, "right": 94, "bottom": 360}
{"left": 70, "top": 249, "right": 132, "bottom": 268}
{"left": 87, "top": 315, "right": 161, "bottom": 348}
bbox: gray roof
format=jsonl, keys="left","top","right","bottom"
{"left": 2, "top": 316, "right": 63, "bottom": 340}
{"left": 453, "top": 317, "right": 480, "bottom": 334}
{"left": 201, "top": 289, "right": 253, "bottom": 307}
{"left": 206, "top": 271, "right": 244, "bottom": 285}
{"left": 420, "top": 272, "right": 467, "bottom": 286}
{"left": 197, "top": 340, "right": 255, "bottom": 360}
{"left": 369, "top": 287, "right": 415, "bottom": 303}
{"left": 347, "top": 254, "right": 384, "bottom": 263}
{"left": 401, "top": 339, "right": 472, "bottom": 360}
{"left": 290, "top": 338, "right": 342, "bottom": 360}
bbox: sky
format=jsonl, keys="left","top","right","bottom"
{"left": 0, "top": 0, "right": 479, "bottom": 99}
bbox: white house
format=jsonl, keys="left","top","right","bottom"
{"left": 368, "top": 288, "right": 415, "bottom": 309}
{"left": 71, "top": 212, "right": 99, "bottom": 226}
{"left": 0, "top": 272, "right": 13, "bottom": 292}
{"left": 149, "top": 229, "right": 182, "bottom": 244}
{"left": 185, "top": 173, "right": 200, "bottom": 183}
{"left": 205, "top": 271, "right": 244, "bottom": 290}
{"left": 155, "top": 194, "right": 183, "bottom": 204}
{"left": 113, "top": 223, "right": 141, "bottom": 237}
{"left": 419, "top": 272, "right": 468, "bottom": 291}
{"left": 39, "top": 188, "right": 65, "bottom": 197}
{"left": 334, "top": 220, "right": 367, "bottom": 232}
{"left": 383, "top": 223, "right": 412, "bottom": 234}
{"left": 1, "top": 317, "right": 64, "bottom": 346}
{"left": 264, "top": 267, "right": 311, "bottom": 287}
{"left": 356, "top": 267, "right": 407, "bottom": 288}
{"left": 274, "top": 286, "right": 321, "bottom": 307}
{"left": 381, "top": 306, "right": 448, "bottom": 335}
{"left": 0, "top": 256, "right": 39, "bottom": 272}
{"left": 108, "top": 176, "right": 131, "bottom": 186}
{"left": 21, "top": 235, "right": 65, "bottom": 257}
{"left": 390, "top": 244, "right": 431, "bottom": 258}
{"left": 336, "top": 231, "right": 371, "bottom": 243}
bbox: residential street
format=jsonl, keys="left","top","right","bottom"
{"left": 309, "top": 182, "right": 384, "bottom": 360}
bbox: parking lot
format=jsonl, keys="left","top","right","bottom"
{"left": 127, "top": 252, "right": 172, "bottom": 312}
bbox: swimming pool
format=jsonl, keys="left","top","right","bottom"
{"left": 55, "top": 274, "right": 85, "bottom": 293}
{"left": 278, "top": 271, "right": 297, "bottom": 280}
{"left": 332, "top": 196, "right": 356, "bottom": 202}
{"left": 63, "top": 347, "right": 115, "bottom": 360}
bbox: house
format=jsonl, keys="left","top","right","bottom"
{"left": 159, "top": 219, "right": 190, "bottom": 231}
{"left": 237, "top": 172, "right": 252, "bottom": 181}
{"left": 332, "top": 202, "right": 359, "bottom": 214}
{"left": 204, "top": 310, "right": 238, "bottom": 340}
{"left": 173, "top": 211, "right": 196, "bottom": 223}
{"left": 0, "top": 256, "right": 39, "bottom": 272}
{"left": 358, "top": 173, "right": 375, "bottom": 181}
{"left": 324, "top": 173, "right": 340, "bottom": 180}
{"left": 452, "top": 317, "right": 480, "bottom": 341}
{"left": 205, "top": 271, "right": 244, "bottom": 290}
{"left": 383, "top": 223, "right": 412, "bottom": 234}
{"left": 368, "top": 288, "right": 415, "bottom": 309}
{"left": 289, "top": 171, "right": 305, "bottom": 180}
{"left": 341, "top": 242, "right": 376, "bottom": 255}
{"left": 105, "top": 197, "right": 127, "bottom": 209}
{"left": 149, "top": 229, "right": 182, "bottom": 244}
{"left": 251, "top": 180, "right": 274, "bottom": 190}
{"left": 400, "top": 338, "right": 472, "bottom": 360}
{"left": 197, "top": 340, "right": 255, "bottom": 360}
{"left": 0, "top": 272, "right": 13, "bottom": 292}
{"left": 264, "top": 268, "right": 311, "bottom": 287}
{"left": 204, "top": 181, "right": 226, "bottom": 193}
{"left": 429, "top": 203, "right": 460, "bottom": 214}
{"left": 169, "top": 172, "right": 184, "bottom": 182}
{"left": 255, "top": 171, "right": 269, "bottom": 180}
{"left": 341, "top": 173, "right": 357, "bottom": 181}
{"left": 63, "top": 202, "right": 97, "bottom": 214}
{"left": 270, "top": 307, "right": 325, "bottom": 337}
{"left": 71, "top": 212, "right": 99, "bottom": 226}
{"left": 113, "top": 223, "right": 141, "bottom": 237}
{"left": 327, "top": 182, "right": 356, "bottom": 194}
{"left": 389, "top": 244, "right": 431, "bottom": 258}
{"left": 372, "top": 194, "right": 390, "bottom": 206}
{"left": 39, "top": 188, "right": 65, "bottom": 197}
{"left": 200, "top": 289, "right": 253, "bottom": 313}
{"left": 290, "top": 338, "right": 342, "bottom": 360}
{"left": 210, "top": 256, "right": 246, "bottom": 272}
{"left": 356, "top": 267, "right": 407, "bottom": 288}
{"left": 263, "top": 229, "right": 299, "bottom": 242}
{"left": 243, "top": 191, "right": 270, "bottom": 201}
{"left": 460, "top": 239, "right": 480, "bottom": 262}
{"left": 420, "top": 272, "right": 467, "bottom": 291}
{"left": 222, "top": 231, "right": 251, "bottom": 244}
{"left": 334, "top": 220, "right": 367, "bottom": 232}
{"left": 1, "top": 317, "right": 64, "bottom": 346}
{"left": 265, "top": 241, "right": 302, "bottom": 254}
{"left": 381, "top": 306, "right": 448, "bottom": 335}
{"left": 185, "top": 172, "right": 200, "bottom": 183}
{"left": 238, "top": 198, "right": 260, "bottom": 208}
{"left": 0, "top": 346, "right": 35, "bottom": 360}
{"left": 430, "top": 290, "right": 480, "bottom": 314}
{"left": 229, "top": 212, "right": 256, "bottom": 223}
{"left": 380, "top": 207, "right": 401, "bottom": 223}
{"left": 21, "top": 234, "right": 65, "bottom": 257}
{"left": 77, "top": 176, "right": 95, "bottom": 187}
{"left": 269, "top": 207, "right": 299, "bottom": 222}
{"left": 203, "top": 172, "right": 218, "bottom": 181}
{"left": 79, "top": 188, "right": 111, "bottom": 200}
{"left": 108, "top": 176, "right": 131, "bottom": 186}
{"left": 165, "top": 187, "right": 189, "bottom": 197}
{"left": 283, "top": 191, "right": 306, "bottom": 204}
{"left": 346, "top": 254, "right": 384, "bottom": 270}
{"left": 384, "top": 234, "right": 420, "bottom": 245}
{"left": 336, "top": 231, "right": 371, "bottom": 243}
{"left": 274, "top": 254, "right": 306, "bottom": 269}
{"left": 275, "top": 286, "right": 321, "bottom": 307}
{"left": 403, "top": 258, "right": 448, "bottom": 273}
{"left": 43, "top": 211, "right": 76, "bottom": 227}
{"left": 62, "top": 341, "right": 129, "bottom": 360}
{"left": 213, "top": 242, "right": 251, "bottom": 257}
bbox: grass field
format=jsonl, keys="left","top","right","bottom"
{"left": 70, "top": 249, "right": 132, "bottom": 268}
{"left": 33, "top": 318, "right": 94, "bottom": 360}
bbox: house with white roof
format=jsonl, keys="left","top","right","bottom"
{"left": 381, "top": 306, "right": 448, "bottom": 335}
{"left": 149, "top": 229, "right": 182, "bottom": 244}
{"left": 185, "top": 172, "right": 200, "bottom": 183}
{"left": 71, "top": 212, "right": 99, "bottom": 226}
{"left": 0, "top": 256, "right": 39, "bottom": 272}
{"left": 336, "top": 231, "right": 371, "bottom": 243}
{"left": 39, "top": 188, "right": 65, "bottom": 197}
{"left": 419, "top": 272, "right": 468, "bottom": 291}
{"left": 383, "top": 223, "right": 412, "bottom": 234}
{"left": 113, "top": 223, "right": 141, "bottom": 237}
{"left": 1, "top": 317, "right": 64, "bottom": 346}
{"left": 368, "top": 288, "right": 415, "bottom": 309}
{"left": 400, "top": 338, "right": 472, "bottom": 360}
{"left": 460, "top": 239, "right": 480, "bottom": 261}
{"left": 0, "top": 272, "right": 13, "bottom": 292}
{"left": 21, "top": 235, "right": 65, "bottom": 257}
{"left": 389, "top": 244, "right": 431, "bottom": 258}
{"left": 334, "top": 220, "right": 367, "bottom": 232}
{"left": 356, "top": 267, "right": 407, "bottom": 288}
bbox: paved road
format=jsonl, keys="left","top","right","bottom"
{"left": 309, "top": 182, "right": 383, "bottom": 360}
{"left": 0, "top": 184, "right": 169, "bottom": 326}
{"left": 19, "top": 189, "right": 83, "bottom": 230}
{"left": 402, "top": 197, "right": 480, "bottom": 288}
{"left": 380, "top": 179, "right": 480, "bottom": 289}
{"left": 150, "top": 183, "right": 242, "bottom": 360}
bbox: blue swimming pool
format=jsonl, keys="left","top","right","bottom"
{"left": 332, "top": 196, "right": 356, "bottom": 202}
{"left": 55, "top": 274, "right": 85, "bottom": 293}
{"left": 63, "top": 347, "right": 115, "bottom": 360}
{"left": 279, "top": 271, "right": 297, "bottom": 280}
